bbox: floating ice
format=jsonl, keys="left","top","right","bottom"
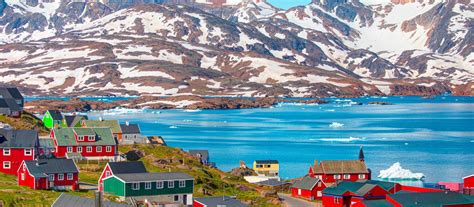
{"left": 183, "top": 109, "right": 201, "bottom": 112}
{"left": 319, "top": 137, "right": 364, "bottom": 142}
{"left": 329, "top": 122, "right": 344, "bottom": 128}
{"left": 378, "top": 162, "right": 425, "bottom": 180}
{"left": 94, "top": 107, "right": 145, "bottom": 115}
{"left": 169, "top": 126, "right": 178, "bottom": 129}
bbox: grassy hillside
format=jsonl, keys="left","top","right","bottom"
{"left": 0, "top": 112, "right": 49, "bottom": 135}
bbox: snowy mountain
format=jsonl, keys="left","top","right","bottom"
{"left": 0, "top": 0, "right": 472, "bottom": 96}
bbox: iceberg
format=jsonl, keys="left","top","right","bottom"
{"left": 319, "top": 137, "right": 364, "bottom": 142}
{"left": 329, "top": 122, "right": 344, "bottom": 128}
{"left": 378, "top": 162, "right": 425, "bottom": 180}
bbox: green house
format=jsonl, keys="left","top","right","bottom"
{"left": 103, "top": 172, "right": 194, "bottom": 205}
{"left": 42, "top": 110, "right": 63, "bottom": 129}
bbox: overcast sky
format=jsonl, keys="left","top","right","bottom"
{"left": 267, "top": 0, "right": 311, "bottom": 9}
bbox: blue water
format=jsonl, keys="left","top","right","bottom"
{"left": 84, "top": 96, "right": 474, "bottom": 183}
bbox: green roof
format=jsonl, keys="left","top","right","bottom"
{"left": 73, "top": 128, "right": 95, "bottom": 136}
{"left": 323, "top": 181, "right": 374, "bottom": 196}
{"left": 84, "top": 120, "right": 122, "bottom": 134}
{"left": 362, "top": 180, "right": 398, "bottom": 191}
{"left": 53, "top": 128, "right": 116, "bottom": 146}
{"left": 388, "top": 192, "right": 474, "bottom": 206}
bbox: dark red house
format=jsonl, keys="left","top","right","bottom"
{"left": 98, "top": 161, "right": 147, "bottom": 192}
{"left": 17, "top": 158, "right": 79, "bottom": 190}
{"left": 322, "top": 180, "right": 395, "bottom": 207}
{"left": 51, "top": 128, "right": 117, "bottom": 160}
{"left": 291, "top": 176, "right": 326, "bottom": 200}
{"left": 309, "top": 148, "right": 370, "bottom": 184}
{"left": 0, "top": 129, "right": 38, "bottom": 175}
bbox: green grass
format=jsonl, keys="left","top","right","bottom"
{"left": 0, "top": 112, "right": 49, "bottom": 136}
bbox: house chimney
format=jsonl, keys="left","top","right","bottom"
{"left": 95, "top": 191, "right": 102, "bottom": 207}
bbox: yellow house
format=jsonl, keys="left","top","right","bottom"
{"left": 253, "top": 160, "right": 279, "bottom": 177}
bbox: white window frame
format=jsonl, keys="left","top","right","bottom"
{"left": 132, "top": 183, "right": 140, "bottom": 190}
{"left": 179, "top": 180, "right": 185, "bottom": 188}
{"left": 67, "top": 146, "right": 73, "bottom": 153}
{"left": 334, "top": 197, "right": 339, "bottom": 204}
{"left": 3, "top": 161, "right": 10, "bottom": 169}
{"left": 106, "top": 171, "right": 111, "bottom": 177}
{"left": 168, "top": 180, "right": 174, "bottom": 188}
{"left": 24, "top": 148, "right": 32, "bottom": 156}
{"left": 87, "top": 146, "right": 92, "bottom": 152}
{"left": 298, "top": 188, "right": 302, "bottom": 195}
{"left": 49, "top": 174, "right": 54, "bottom": 181}
{"left": 88, "top": 136, "right": 95, "bottom": 141}
{"left": 3, "top": 148, "right": 10, "bottom": 156}
{"left": 106, "top": 146, "right": 112, "bottom": 152}
{"left": 334, "top": 174, "right": 341, "bottom": 180}
{"left": 359, "top": 174, "right": 365, "bottom": 179}
{"left": 77, "top": 146, "right": 82, "bottom": 153}
{"left": 156, "top": 181, "right": 163, "bottom": 189}
{"left": 78, "top": 136, "right": 84, "bottom": 141}
{"left": 318, "top": 182, "right": 322, "bottom": 187}
{"left": 58, "top": 174, "right": 64, "bottom": 181}
{"left": 21, "top": 173, "right": 25, "bottom": 181}
{"left": 96, "top": 146, "right": 102, "bottom": 152}
{"left": 67, "top": 173, "right": 73, "bottom": 180}
{"left": 145, "top": 182, "right": 152, "bottom": 189}
{"left": 344, "top": 174, "right": 350, "bottom": 179}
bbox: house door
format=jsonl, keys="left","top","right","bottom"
{"left": 343, "top": 196, "right": 351, "bottom": 207}
{"left": 183, "top": 195, "right": 187, "bottom": 205}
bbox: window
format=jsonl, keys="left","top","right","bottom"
{"left": 334, "top": 197, "right": 340, "bottom": 204}
{"left": 145, "top": 182, "right": 152, "bottom": 189}
{"left": 3, "top": 161, "right": 10, "bottom": 169}
{"left": 318, "top": 182, "right": 322, "bottom": 187}
{"left": 78, "top": 136, "right": 84, "bottom": 141}
{"left": 87, "top": 146, "right": 92, "bottom": 152}
{"left": 344, "top": 174, "right": 350, "bottom": 179}
{"left": 77, "top": 146, "right": 82, "bottom": 153}
{"left": 179, "top": 180, "right": 186, "bottom": 188}
{"left": 3, "top": 148, "right": 10, "bottom": 156}
{"left": 359, "top": 174, "right": 365, "bottom": 179}
{"left": 298, "top": 189, "right": 301, "bottom": 195}
{"left": 67, "top": 146, "right": 73, "bottom": 153}
{"left": 96, "top": 146, "right": 102, "bottom": 152}
{"left": 106, "top": 146, "right": 112, "bottom": 152}
{"left": 266, "top": 165, "right": 271, "bottom": 168}
{"left": 106, "top": 171, "right": 111, "bottom": 177}
{"left": 58, "top": 174, "right": 64, "bottom": 181}
{"left": 67, "top": 173, "right": 73, "bottom": 180}
{"left": 24, "top": 149, "right": 32, "bottom": 156}
{"left": 168, "top": 181, "right": 174, "bottom": 188}
{"left": 334, "top": 174, "right": 341, "bottom": 180}
{"left": 21, "top": 173, "right": 25, "bottom": 180}
{"left": 174, "top": 195, "right": 179, "bottom": 202}
{"left": 49, "top": 174, "right": 54, "bottom": 181}
{"left": 317, "top": 191, "right": 322, "bottom": 197}
{"left": 132, "top": 183, "right": 140, "bottom": 190}
{"left": 157, "top": 181, "right": 164, "bottom": 189}
{"left": 88, "top": 136, "right": 95, "bottom": 141}
{"left": 256, "top": 164, "right": 263, "bottom": 168}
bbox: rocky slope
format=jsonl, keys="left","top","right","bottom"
{"left": 0, "top": 0, "right": 471, "bottom": 96}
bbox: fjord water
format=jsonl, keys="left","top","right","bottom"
{"left": 87, "top": 96, "right": 474, "bottom": 183}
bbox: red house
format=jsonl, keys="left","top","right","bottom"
{"left": 322, "top": 180, "right": 394, "bottom": 207}
{"left": 309, "top": 148, "right": 370, "bottom": 184}
{"left": 17, "top": 158, "right": 79, "bottom": 190}
{"left": 51, "top": 128, "right": 117, "bottom": 160}
{"left": 98, "top": 161, "right": 147, "bottom": 192}
{"left": 464, "top": 174, "right": 474, "bottom": 196}
{"left": 0, "top": 129, "right": 38, "bottom": 175}
{"left": 291, "top": 176, "right": 326, "bottom": 200}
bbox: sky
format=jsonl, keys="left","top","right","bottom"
{"left": 267, "top": 0, "right": 312, "bottom": 9}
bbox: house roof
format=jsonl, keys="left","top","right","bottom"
{"left": 323, "top": 181, "right": 370, "bottom": 196}
{"left": 255, "top": 160, "right": 278, "bottom": 164}
{"left": 46, "top": 110, "right": 63, "bottom": 120}
{"left": 120, "top": 123, "right": 140, "bottom": 134}
{"left": 0, "top": 129, "right": 37, "bottom": 148}
{"left": 108, "top": 162, "right": 147, "bottom": 175}
{"left": 73, "top": 128, "right": 95, "bottom": 136}
{"left": 194, "top": 196, "right": 249, "bottom": 207}
{"left": 0, "top": 88, "right": 23, "bottom": 99}
{"left": 112, "top": 172, "right": 193, "bottom": 183}
{"left": 360, "top": 200, "right": 393, "bottom": 207}
{"left": 24, "top": 159, "right": 78, "bottom": 178}
{"left": 312, "top": 160, "right": 369, "bottom": 174}
{"left": 0, "top": 98, "right": 21, "bottom": 111}
{"left": 52, "top": 193, "right": 131, "bottom": 207}
{"left": 52, "top": 128, "right": 116, "bottom": 146}
{"left": 189, "top": 150, "right": 209, "bottom": 161}
{"left": 463, "top": 174, "right": 474, "bottom": 179}
{"left": 388, "top": 191, "right": 474, "bottom": 206}
{"left": 64, "top": 115, "right": 88, "bottom": 127}
{"left": 361, "top": 180, "right": 398, "bottom": 191}
{"left": 292, "top": 176, "right": 321, "bottom": 190}
{"left": 84, "top": 120, "right": 122, "bottom": 134}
